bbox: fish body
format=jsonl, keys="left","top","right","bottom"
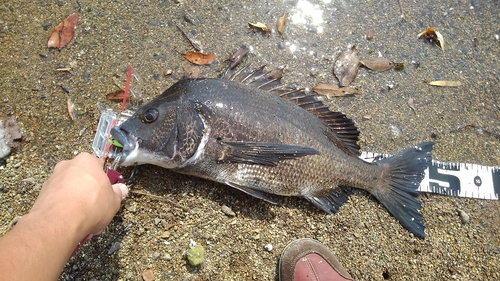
{"left": 111, "top": 70, "right": 433, "bottom": 237}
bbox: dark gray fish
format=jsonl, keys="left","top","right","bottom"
{"left": 111, "top": 66, "right": 433, "bottom": 238}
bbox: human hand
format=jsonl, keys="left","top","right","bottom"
{"left": 30, "top": 152, "right": 128, "bottom": 238}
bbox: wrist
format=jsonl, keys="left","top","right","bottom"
{"left": 26, "top": 202, "right": 90, "bottom": 245}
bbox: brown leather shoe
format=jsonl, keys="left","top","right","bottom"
{"left": 279, "top": 238, "right": 353, "bottom": 281}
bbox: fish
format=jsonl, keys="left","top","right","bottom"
{"left": 110, "top": 65, "right": 433, "bottom": 238}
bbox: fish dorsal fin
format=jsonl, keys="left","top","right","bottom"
{"left": 226, "top": 65, "right": 361, "bottom": 156}
{"left": 278, "top": 89, "right": 361, "bottom": 156}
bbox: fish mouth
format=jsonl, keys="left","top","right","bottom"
{"left": 110, "top": 126, "right": 137, "bottom": 164}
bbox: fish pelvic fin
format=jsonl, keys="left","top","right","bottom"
{"left": 305, "top": 187, "right": 353, "bottom": 214}
{"left": 224, "top": 181, "right": 279, "bottom": 204}
{"left": 371, "top": 142, "right": 434, "bottom": 238}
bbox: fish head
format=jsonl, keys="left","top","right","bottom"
{"left": 110, "top": 100, "right": 181, "bottom": 168}
{"left": 110, "top": 80, "right": 208, "bottom": 169}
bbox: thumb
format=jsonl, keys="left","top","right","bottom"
{"left": 112, "top": 183, "right": 129, "bottom": 200}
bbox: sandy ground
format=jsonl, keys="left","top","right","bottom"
{"left": 0, "top": 0, "right": 499, "bottom": 280}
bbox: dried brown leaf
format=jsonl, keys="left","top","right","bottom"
{"left": 106, "top": 89, "right": 125, "bottom": 102}
{"left": 48, "top": 12, "right": 79, "bottom": 49}
{"left": 228, "top": 45, "right": 250, "bottom": 69}
{"left": 312, "top": 83, "right": 359, "bottom": 97}
{"left": 276, "top": 12, "right": 288, "bottom": 37}
{"left": 418, "top": 27, "right": 445, "bottom": 51}
{"left": 333, "top": 46, "right": 360, "bottom": 87}
{"left": 248, "top": 22, "right": 269, "bottom": 33}
{"left": 183, "top": 51, "right": 216, "bottom": 65}
{"left": 360, "top": 57, "right": 394, "bottom": 72}
{"left": 427, "top": 80, "right": 461, "bottom": 87}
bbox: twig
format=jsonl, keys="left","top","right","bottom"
{"left": 397, "top": 0, "right": 407, "bottom": 22}
{"left": 176, "top": 25, "right": 202, "bottom": 52}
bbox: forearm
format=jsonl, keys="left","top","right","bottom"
{"left": 0, "top": 209, "right": 85, "bottom": 281}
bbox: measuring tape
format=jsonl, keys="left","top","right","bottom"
{"left": 361, "top": 151, "right": 500, "bottom": 200}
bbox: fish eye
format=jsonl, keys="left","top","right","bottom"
{"left": 141, "top": 108, "right": 159, "bottom": 123}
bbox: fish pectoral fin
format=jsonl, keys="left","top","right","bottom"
{"left": 218, "top": 141, "right": 320, "bottom": 166}
{"left": 305, "top": 186, "right": 353, "bottom": 214}
{"left": 224, "top": 181, "right": 279, "bottom": 204}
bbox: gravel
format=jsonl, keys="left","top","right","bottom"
{"left": 0, "top": 0, "right": 499, "bottom": 280}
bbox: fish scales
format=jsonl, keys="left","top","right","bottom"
{"left": 111, "top": 74, "right": 433, "bottom": 238}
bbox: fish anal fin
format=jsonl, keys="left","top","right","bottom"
{"left": 225, "top": 181, "right": 278, "bottom": 204}
{"left": 218, "top": 141, "right": 320, "bottom": 166}
{"left": 305, "top": 186, "right": 353, "bottom": 214}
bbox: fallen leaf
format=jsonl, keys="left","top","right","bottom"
{"left": 142, "top": 268, "right": 155, "bottom": 281}
{"left": 48, "top": 12, "right": 79, "bottom": 49}
{"left": 248, "top": 22, "right": 269, "bottom": 33}
{"left": 221, "top": 45, "right": 250, "bottom": 78}
{"left": 427, "top": 80, "right": 461, "bottom": 87}
{"left": 228, "top": 45, "right": 250, "bottom": 70}
{"left": 183, "top": 51, "right": 216, "bottom": 65}
{"left": 106, "top": 89, "right": 125, "bottom": 101}
{"left": 312, "top": 83, "right": 359, "bottom": 97}
{"left": 276, "top": 12, "right": 288, "bottom": 37}
{"left": 418, "top": 27, "right": 445, "bottom": 51}
{"left": 360, "top": 57, "right": 394, "bottom": 72}
{"left": 333, "top": 45, "right": 360, "bottom": 86}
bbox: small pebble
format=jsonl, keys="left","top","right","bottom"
{"left": 264, "top": 243, "right": 273, "bottom": 252}
{"left": 154, "top": 217, "right": 161, "bottom": 224}
{"left": 221, "top": 204, "right": 236, "bottom": 217}
{"left": 83, "top": 70, "right": 91, "bottom": 83}
{"left": 152, "top": 252, "right": 161, "bottom": 259}
{"left": 365, "top": 30, "right": 375, "bottom": 40}
{"left": 107, "top": 241, "right": 121, "bottom": 255}
{"left": 9, "top": 216, "right": 22, "bottom": 227}
{"left": 458, "top": 209, "right": 470, "bottom": 224}
{"left": 126, "top": 204, "right": 137, "bottom": 212}
{"left": 160, "top": 231, "right": 170, "bottom": 239}
{"left": 186, "top": 245, "right": 205, "bottom": 266}
{"left": 142, "top": 268, "right": 155, "bottom": 281}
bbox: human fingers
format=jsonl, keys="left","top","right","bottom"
{"left": 112, "top": 183, "right": 129, "bottom": 200}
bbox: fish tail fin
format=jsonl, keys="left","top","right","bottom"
{"left": 370, "top": 142, "right": 434, "bottom": 238}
